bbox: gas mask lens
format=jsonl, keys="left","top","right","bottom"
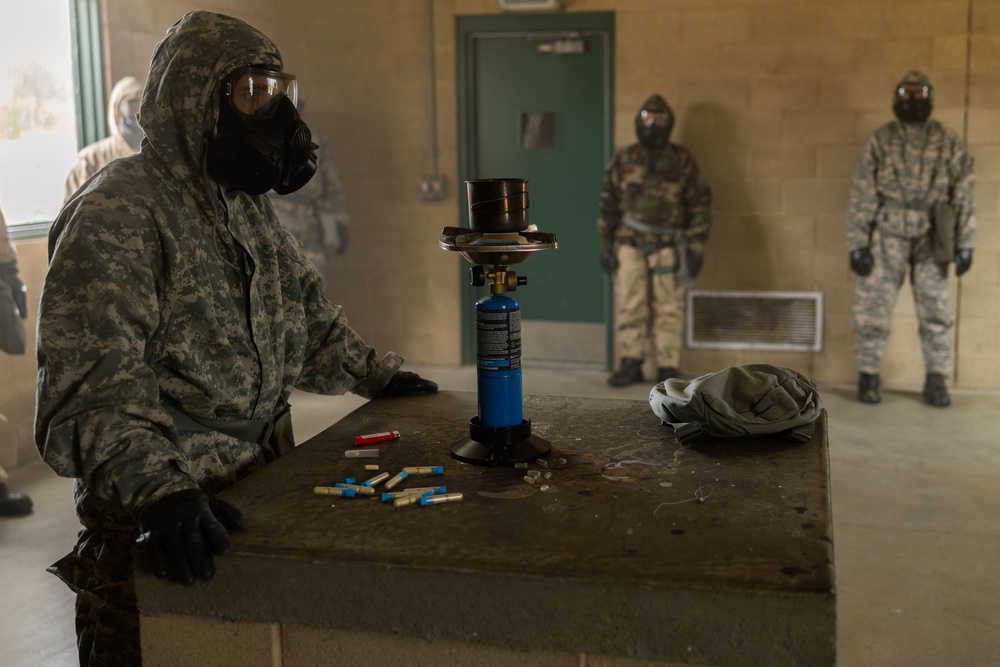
{"left": 639, "top": 109, "right": 671, "bottom": 129}
{"left": 897, "top": 84, "right": 930, "bottom": 103}
{"left": 226, "top": 67, "right": 298, "bottom": 119}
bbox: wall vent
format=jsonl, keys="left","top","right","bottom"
{"left": 686, "top": 290, "right": 823, "bottom": 352}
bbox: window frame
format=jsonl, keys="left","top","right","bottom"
{"left": 8, "top": 0, "right": 104, "bottom": 240}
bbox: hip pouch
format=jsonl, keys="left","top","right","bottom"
{"left": 930, "top": 202, "right": 956, "bottom": 264}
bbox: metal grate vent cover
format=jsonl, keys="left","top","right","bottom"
{"left": 686, "top": 290, "right": 823, "bottom": 352}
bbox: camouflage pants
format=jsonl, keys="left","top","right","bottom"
{"left": 614, "top": 243, "right": 684, "bottom": 368}
{"left": 851, "top": 229, "right": 953, "bottom": 374}
{"left": 50, "top": 528, "right": 142, "bottom": 666}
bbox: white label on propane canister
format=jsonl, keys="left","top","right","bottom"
{"left": 476, "top": 308, "right": 521, "bottom": 371}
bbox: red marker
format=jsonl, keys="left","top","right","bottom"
{"left": 354, "top": 430, "right": 401, "bottom": 446}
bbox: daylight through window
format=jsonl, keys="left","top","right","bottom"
{"left": 0, "top": 1, "right": 79, "bottom": 226}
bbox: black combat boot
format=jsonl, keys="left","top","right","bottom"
{"left": 608, "top": 357, "right": 644, "bottom": 387}
{"left": 657, "top": 367, "right": 681, "bottom": 382}
{"left": 0, "top": 483, "right": 33, "bottom": 517}
{"left": 858, "top": 372, "right": 881, "bottom": 404}
{"left": 923, "top": 373, "right": 951, "bottom": 408}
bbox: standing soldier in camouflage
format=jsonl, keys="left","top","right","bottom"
{"left": 598, "top": 94, "right": 712, "bottom": 387}
{"left": 37, "top": 11, "right": 436, "bottom": 666}
{"left": 63, "top": 76, "right": 145, "bottom": 204}
{"left": 267, "top": 117, "right": 349, "bottom": 279}
{"left": 847, "top": 71, "right": 975, "bottom": 407}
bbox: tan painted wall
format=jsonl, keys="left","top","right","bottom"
{"left": 4, "top": 0, "right": 999, "bottom": 470}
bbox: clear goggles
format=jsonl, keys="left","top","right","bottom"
{"left": 223, "top": 67, "right": 298, "bottom": 118}
{"left": 639, "top": 109, "right": 671, "bottom": 128}
{"left": 897, "top": 84, "right": 930, "bottom": 102}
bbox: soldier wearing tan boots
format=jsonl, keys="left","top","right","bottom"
{"left": 598, "top": 94, "right": 712, "bottom": 387}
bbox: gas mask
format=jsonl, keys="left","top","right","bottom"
{"left": 635, "top": 94, "right": 674, "bottom": 151}
{"left": 207, "top": 67, "right": 317, "bottom": 195}
{"left": 119, "top": 96, "right": 143, "bottom": 151}
{"left": 892, "top": 72, "right": 933, "bottom": 125}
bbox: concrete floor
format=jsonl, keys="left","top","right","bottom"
{"left": 2, "top": 363, "right": 999, "bottom": 666}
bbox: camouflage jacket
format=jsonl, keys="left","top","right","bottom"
{"left": 36, "top": 11, "right": 402, "bottom": 529}
{"left": 598, "top": 142, "right": 712, "bottom": 255}
{"left": 846, "top": 119, "right": 976, "bottom": 250}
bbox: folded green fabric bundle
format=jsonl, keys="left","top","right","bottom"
{"left": 649, "top": 363, "right": 823, "bottom": 444}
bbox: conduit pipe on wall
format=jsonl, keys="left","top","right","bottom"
{"left": 419, "top": 0, "right": 446, "bottom": 201}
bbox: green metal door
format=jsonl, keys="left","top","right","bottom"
{"left": 457, "top": 12, "right": 614, "bottom": 369}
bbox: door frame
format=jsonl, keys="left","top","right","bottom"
{"left": 456, "top": 11, "right": 616, "bottom": 366}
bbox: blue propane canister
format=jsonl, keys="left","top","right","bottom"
{"left": 475, "top": 293, "right": 523, "bottom": 428}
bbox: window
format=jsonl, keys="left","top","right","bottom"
{"left": 521, "top": 111, "right": 557, "bottom": 151}
{"left": 0, "top": 0, "right": 86, "bottom": 227}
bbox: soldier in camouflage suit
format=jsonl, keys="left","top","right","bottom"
{"left": 267, "top": 120, "right": 349, "bottom": 279}
{"left": 36, "top": 11, "right": 436, "bottom": 666}
{"left": 847, "top": 71, "right": 975, "bottom": 407}
{"left": 63, "top": 76, "right": 144, "bottom": 204}
{"left": 598, "top": 94, "right": 712, "bottom": 387}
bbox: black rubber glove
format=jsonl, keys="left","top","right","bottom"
{"left": 0, "top": 262, "right": 26, "bottom": 319}
{"left": 380, "top": 370, "right": 438, "bottom": 397}
{"left": 955, "top": 248, "right": 973, "bottom": 277}
{"left": 686, "top": 250, "right": 704, "bottom": 280}
{"left": 849, "top": 248, "right": 874, "bottom": 277}
{"left": 600, "top": 250, "right": 618, "bottom": 275}
{"left": 336, "top": 222, "right": 349, "bottom": 255}
{"left": 137, "top": 489, "right": 245, "bottom": 586}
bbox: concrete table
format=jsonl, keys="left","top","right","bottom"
{"left": 137, "top": 391, "right": 835, "bottom": 667}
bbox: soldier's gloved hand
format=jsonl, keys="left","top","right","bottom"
{"left": 686, "top": 251, "right": 704, "bottom": 280}
{"left": 380, "top": 370, "right": 438, "bottom": 397}
{"left": 849, "top": 248, "right": 874, "bottom": 277}
{"left": 336, "top": 222, "right": 349, "bottom": 255}
{"left": 0, "top": 261, "right": 26, "bottom": 319}
{"left": 137, "top": 489, "right": 245, "bottom": 586}
{"left": 600, "top": 250, "right": 618, "bottom": 275}
{"left": 955, "top": 248, "right": 973, "bottom": 277}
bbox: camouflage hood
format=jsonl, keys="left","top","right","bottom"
{"left": 639, "top": 94, "right": 672, "bottom": 117}
{"left": 896, "top": 70, "right": 932, "bottom": 90}
{"left": 139, "top": 10, "right": 282, "bottom": 199}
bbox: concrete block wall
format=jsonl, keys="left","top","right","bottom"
{"left": 6, "top": 0, "right": 1000, "bottom": 469}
